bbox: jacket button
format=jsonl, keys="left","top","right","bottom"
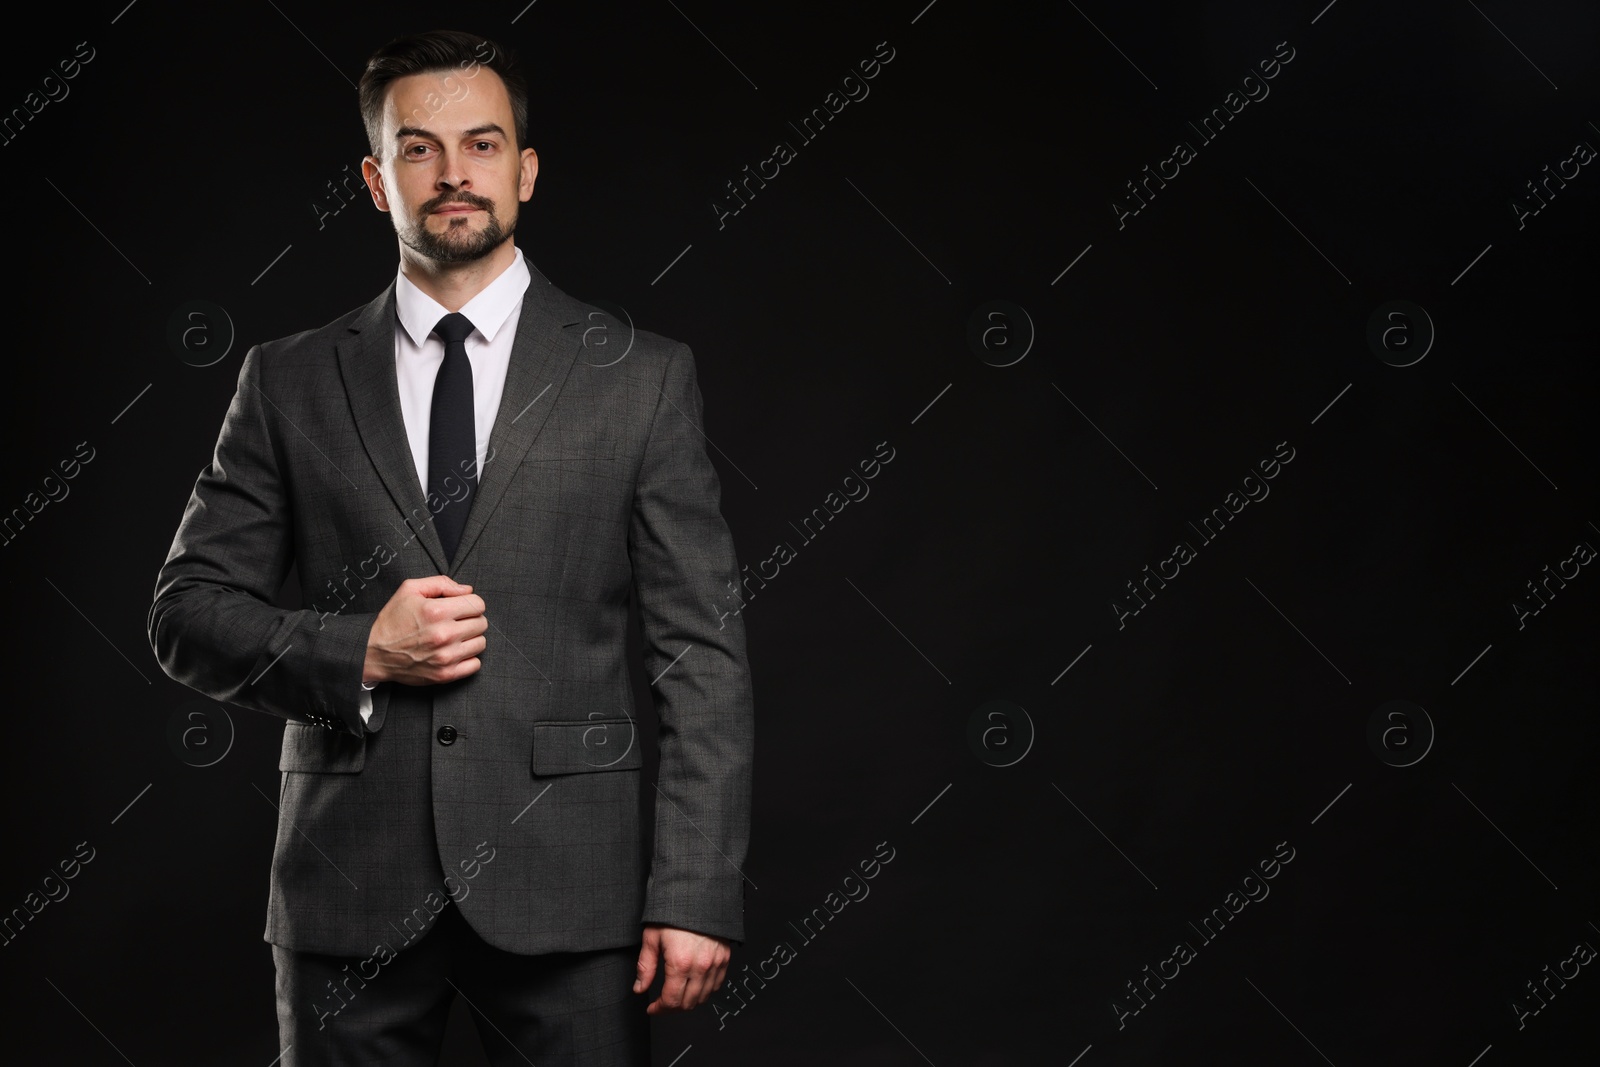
{"left": 437, "top": 725, "right": 457, "bottom": 746}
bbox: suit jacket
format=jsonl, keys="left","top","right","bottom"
{"left": 147, "top": 255, "right": 754, "bottom": 957}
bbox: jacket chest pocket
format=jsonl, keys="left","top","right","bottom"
{"left": 509, "top": 441, "right": 627, "bottom": 523}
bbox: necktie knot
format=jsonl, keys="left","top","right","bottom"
{"left": 432, "top": 312, "right": 475, "bottom": 347}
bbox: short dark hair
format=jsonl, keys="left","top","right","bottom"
{"left": 358, "top": 30, "right": 528, "bottom": 160}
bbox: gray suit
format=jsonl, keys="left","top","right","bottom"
{"left": 148, "top": 258, "right": 753, "bottom": 959}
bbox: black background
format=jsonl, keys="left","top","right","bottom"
{"left": 1, "top": 1, "right": 1596, "bottom": 1063}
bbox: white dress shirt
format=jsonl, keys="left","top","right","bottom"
{"left": 357, "top": 245, "right": 532, "bottom": 723}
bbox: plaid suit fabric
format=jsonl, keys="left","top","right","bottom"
{"left": 149, "top": 264, "right": 754, "bottom": 956}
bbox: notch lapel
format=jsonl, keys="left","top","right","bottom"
{"left": 334, "top": 264, "right": 584, "bottom": 579}
{"left": 449, "top": 267, "right": 583, "bottom": 572}
{"left": 337, "top": 282, "right": 451, "bottom": 574}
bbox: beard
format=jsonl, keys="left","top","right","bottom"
{"left": 398, "top": 193, "right": 516, "bottom": 264}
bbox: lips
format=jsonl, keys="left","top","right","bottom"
{"left": 431, "top": 198, "right": 487, "bottom": 214}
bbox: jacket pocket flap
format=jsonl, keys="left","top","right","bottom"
{"left": 531, "top": 718, "right": 642, "bottom": 775}
{"left": 279, "top": 721, "right": 366, "bottom": 773}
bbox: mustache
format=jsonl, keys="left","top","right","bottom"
{"left": 424, "top": 192, "right": 495, "bottom": 214}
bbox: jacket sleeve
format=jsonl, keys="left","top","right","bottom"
{"left": 628, "top": 341, "right": 755, "bottom": 944}
{"left": 147, "top": 344, "right": 389, "bottom": 737}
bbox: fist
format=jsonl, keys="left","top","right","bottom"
{"left": 363, "top": 575, "right": 487, "bottom": 686}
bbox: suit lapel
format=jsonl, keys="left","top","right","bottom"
{"left": 334, "top": 261, "right": 584, "bottom": 578}
{"left": 450, "top": 264, "right": 583, "bottom": 571}
{"left": 338, "top": 282, "right": 451, "bottom": 573}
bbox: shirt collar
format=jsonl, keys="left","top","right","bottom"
{"left": 394, "top": 245, "right": 532, "bottom": 349}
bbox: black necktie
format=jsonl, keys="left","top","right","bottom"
{"left": 429, "top": 312, "right": 478, "bottom": 565}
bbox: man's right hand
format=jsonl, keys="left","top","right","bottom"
{"left": 362, "top": 576, "right": 487, "bottom": 686}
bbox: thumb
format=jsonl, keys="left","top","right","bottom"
{"left": 634, "top": 928, "right": 659, "bottom": 993}
{"left": 415, "top": 574, "right": 472, "bottom": 597}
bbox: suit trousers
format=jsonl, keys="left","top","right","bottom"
{"left": 272, "top": 897, "right": 649, "bottom": 1066}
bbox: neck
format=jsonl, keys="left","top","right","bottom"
{"left": 398, "top": 240, "right": 516, "bottom": 312}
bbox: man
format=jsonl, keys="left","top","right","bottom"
{"left": 147, "top": 29, "right": 754, "bottom": 1066}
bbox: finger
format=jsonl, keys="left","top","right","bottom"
{"left": 680, "top": 965, "right": 712, "bottom": 1010}
{"left": 442, "top": 621, "right": 489, "bottom": 658}
{"left": 633, "top": 932, "right": 658, "bottom": 994}
{"left": 686, "top": 948, "right": 730, "bottom": 1010}
{"left": 425, "top": 639, "right": 473, "bottom": 681}
{"left": 411, "top": 575, "right": 471, "bottom": 597}
{"left": 440, "top": 656, "right": 480, "bottom": 681}
{"left": 440, "top": 593, "right": 488, "bottom": 620}
{"left": 685, "top": 947, "right": 726, "bottom": 1009}
{"left": 651, "top": 952, "right": 691, "bottom": 1014}
{"left": 708, "top": 957, "right": 729, "bottom": 998}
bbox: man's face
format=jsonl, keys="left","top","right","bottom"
{"left": 362, "top": 67, "right": 537, "bottom": 265}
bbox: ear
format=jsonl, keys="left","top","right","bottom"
{"left": 518, "top": 147, "right": 538, "bottom": 203}
{"left": 361, "top": 156, "right": 391, "bottom": 212}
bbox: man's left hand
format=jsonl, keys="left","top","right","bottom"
{"left": 633, "top": 924, "right": 731, "bottom": 1014}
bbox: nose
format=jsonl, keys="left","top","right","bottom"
{"left": 436, "top": 146, "right": 471, "bottom": 191}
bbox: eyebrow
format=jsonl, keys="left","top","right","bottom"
{"left": 395, "top": 123, "right": 509, "bottom": 143}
